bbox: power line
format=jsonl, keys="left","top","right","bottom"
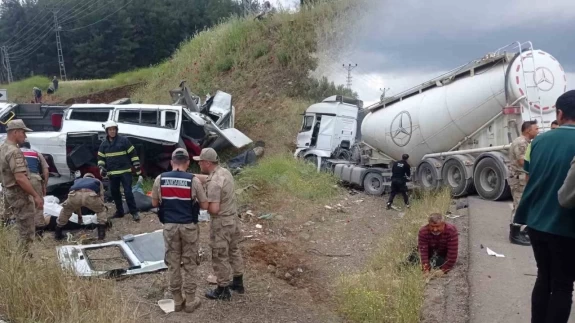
{"left": 59, "top": 0, "right": 112, "bottom": 26}
{"left": 62, "top": 0, "right": 134, "bottom": 32}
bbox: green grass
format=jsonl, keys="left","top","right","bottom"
{"left": 0, "top": 227, "right": 136, "bottom": 322}
{"left": 336, "top": 189, "right": 452, "bottom": 323}
{"left": 236, "top": 154, "right": 340, "bottom": 203}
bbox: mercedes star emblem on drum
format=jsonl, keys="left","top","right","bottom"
{"left": 533, "top": 67, "right": 555, "bottom": 92}
{"left": 390, "top": 111, "right": 412, "bottom": 147}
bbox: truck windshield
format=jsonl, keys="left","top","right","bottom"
{"left": 300, "top": 115, "right": 314, "bottom": 132}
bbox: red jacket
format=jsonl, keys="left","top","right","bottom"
{"left": 418, "top": 223, "right": 459, "bottom": 272}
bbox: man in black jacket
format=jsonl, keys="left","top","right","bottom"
{"left": 98, "top": 121, "right": 141, "bottom": 222}
{"left": 387, "top": 154, "right": 411, "bottom": 210}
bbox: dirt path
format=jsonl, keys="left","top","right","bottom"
{"left": 420, "top": 199, "right": 471, "bottom": 323}
{"left": 34, "top": 191, "right": 396, "bottom": 322}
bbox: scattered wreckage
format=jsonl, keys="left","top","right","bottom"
{"left": 0, "top": 82, "right": 252, "bottom": 193}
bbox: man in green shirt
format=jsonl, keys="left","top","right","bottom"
{"left": 514, "top": 90, "right": 575, "bottom": 323}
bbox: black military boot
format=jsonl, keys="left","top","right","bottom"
{"left": 132, "top": 212, "right": 141, "bottom": 222}
{"left": 205, "top": 286, "right": 231, "bottom": 301}
{"left": 230, "top": 275, "right": 245, "bottom": 294}
{"left": 386, "top": 202, "right": 392, "bottom": 210}
{"left": 97, "top": 224, "right": 106, "bottom": 240}
{"left": 509, "top": 224, "right": 530, "bottom": 246}
{"left": 35, "top": 226, "right": 45, "bottom": 238}
{"left": 54, "top": 226, "right": 64, "bottom": 241}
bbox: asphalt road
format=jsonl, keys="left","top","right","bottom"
{"left": 468, "top": 197, "right": 575, "bottom": 323}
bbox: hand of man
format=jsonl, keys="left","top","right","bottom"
{"left": 33, "top": 195, "right": 44, "bottom": 210}
{"left": 134, "top": 165, "right": 141, "bottom": 176}
{"left": 99, "top": 167, "right": 107, "bottom": 178}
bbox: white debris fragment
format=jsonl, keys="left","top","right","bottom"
{"left": 255, "top": 224, "right": 263, "bottom": 229}
{"left": 324, "top": 205, "right": 332, "bottom": 210}
{"left": 486, "top": 247, "right": 505, "bottom": 258}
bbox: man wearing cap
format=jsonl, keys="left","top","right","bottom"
{"left": 55, "top": 172, "right": 108, "bottom": 240}
{"left": 151, "top": 148, "right": 208, "bottom": 313}
{"left": 194, "top": 148, "right": 245, "bottom": 300}
{"left": 19, "top": 140, "right": 49, "bottom": 237}
{"left": 0, "top": 119, "right": 44, "bottom": 252}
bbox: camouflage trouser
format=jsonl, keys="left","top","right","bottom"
{"left": 29, "top": 174, "right": 45, "bottom": 228}
{"left": 509, "top": 174, "right": 527, "bottom": 224}
{"left": 4, "top": 187, "right": 35, "bottom": 251}
{"left": 57, "top": 190, "right": 107, "bottom": 227}
{"left": 210, "top": 215, "right": 244, "bottom": 287}
{"left": 163, "top": 223, "right": 200, "bottom": 305}
{"left": 0, "top": 189, "right": 8, "bottom": 223}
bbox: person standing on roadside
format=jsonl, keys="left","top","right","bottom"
{"left": 508, "top": 120, "right": 539, "bottom": 246}
{"left": 514, "top": 90, "right": 575, "bottom": 323}
{"left": 19, "top": 139, "right": 49, "bottom": 237}
{"left": 386, "top": 154, "right": 411, "bottom": 210}
{"left": 0, "top": 120, "right": 44, "bottom": 253}
{"left": 151, "top": 148, "right": 208, "bottom": 313}
{"left": 98, "top": 121, "right": 141, "bottom": 222}
{"left": 194, "top": 148, "right": 245, "bottom": 301}
{"left": 52, "top": 76, "right": 59, "bottom": 91}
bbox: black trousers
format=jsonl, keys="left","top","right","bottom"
{"left": 110, "top": 173, "right": 137, "bottom": 215}
{"left": 528, "top": 228, "right": 575, "bottom": 323}
{"left": 387, "top": 178, "right": 408, "bottom": 205}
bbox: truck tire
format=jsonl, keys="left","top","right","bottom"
{"left": 473, "top": 157, "right": 507, "bottom": 201}
{"left": 304, "top": 155, "right": 318, "bottom": 170}
{"left": 363, "top": 172, "right": 386, "bottom": 196}
{"left": 417, "top": 160, "right": 441, "bottom": 190}
{"left": 441, "top": 159, "right": 473, "bottom": 197}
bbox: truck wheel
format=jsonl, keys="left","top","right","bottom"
{"left": 417, "top": 160, "right": 441, "bottom": 190}
{"left": 441, "top": 159, "right": 472, "bottom": 197}
{"left": 304, "top": 155, "right": 318, "bottom": 170}
{"left": 473, "top": 157, "right": 507, "bottom": 201}
{"left": 363, "top": 172, "right": 386, "bottom": 196}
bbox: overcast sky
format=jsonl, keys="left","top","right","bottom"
{"left": 271, "top": 0, "right": 575, "bottom": 105}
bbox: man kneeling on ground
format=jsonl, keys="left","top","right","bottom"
{"left": 418, "top": 213, "right": 459, "bottom": 274}
{"left": 55, "top": 173, "right": 108, "bottom": 241}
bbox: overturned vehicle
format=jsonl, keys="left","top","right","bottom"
{"left": 0, "top": 82, "right": 252, "bottom": 192}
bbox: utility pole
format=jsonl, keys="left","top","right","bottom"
{"left": 1, "top": 46, "right": 13, "bottom": 84}
{"left": 52, "top": 10, "right": 67, "bottom": 81}
{"left": 342, "top": 63, "right": 357, "bottom": 89}
{"left": 379, "top": 87, "right": 390, "bottom": 102}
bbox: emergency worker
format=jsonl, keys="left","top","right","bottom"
{"left": 386, "top": 154, "right": 411, "bottom": 210}
{"left": 20, "top": 140, "right": 49, "bottom": 236}
{"left": 508, "top": 120, "right": 539, "bottom": 246}
{"left": 0, "top": 119, "right": 44, "bottom": 252}
{"left": 194, "top": 148, "right": 245, "bottom": 300}
{"left": 55, "top": 173, "right": 108, "bottom": 240}
{"left": 98, "top": 121, "right": 141, "bottom": 222}
{"left": 151, "top": 148, "right": 208, "bottom": 313}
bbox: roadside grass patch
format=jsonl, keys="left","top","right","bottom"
{"left": 236, "top": 154, "right": 340, "bottom": 205}
{"left": 0, "top": 227, "right": 135, "bottom": 322}
{"left": 336, "top": 189, "right": 452, "bottom": 323}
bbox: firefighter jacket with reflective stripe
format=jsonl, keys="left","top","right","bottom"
{"left": 97, "top": 135, "right": 140, "bottom": 176}
{"left": 158, "top": 171, "right": 199, "bottom": 224}
{"left": 70, "top": 177, "right": 101, "bottom": 194}
{"left": 20, "top": 148, "right": 40, "bottom": 174}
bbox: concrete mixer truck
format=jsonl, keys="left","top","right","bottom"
{"left": 294, "top": 41, "right": 568, "bottom": 201}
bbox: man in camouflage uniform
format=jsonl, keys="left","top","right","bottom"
{"left": 55, "top": 173, "right": 108, "bottom": 241}
{"left": 194, "top": 148, "right": 245, "bottom": 301}
{"left": 151, "top": 148, "right": 208, "bottom": 313}
{"left": 508, "top": 120, "right": 539, "bottom": 246}
{"left": 19, "top": 140, "right": 49, "bottom": 236}
{"left": 0, "top": 120, "right": 44, "bottom": 252}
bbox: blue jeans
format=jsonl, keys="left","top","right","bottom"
{"left": 109, "top": 173, "right": 137, "bottom": 215}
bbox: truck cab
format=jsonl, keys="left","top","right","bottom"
{"left": 295, "top": 95, "right": 362, "bottom": 169}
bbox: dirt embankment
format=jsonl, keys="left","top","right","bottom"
{"left": 63, "top": 83, "right": 144, "bottom": 104}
